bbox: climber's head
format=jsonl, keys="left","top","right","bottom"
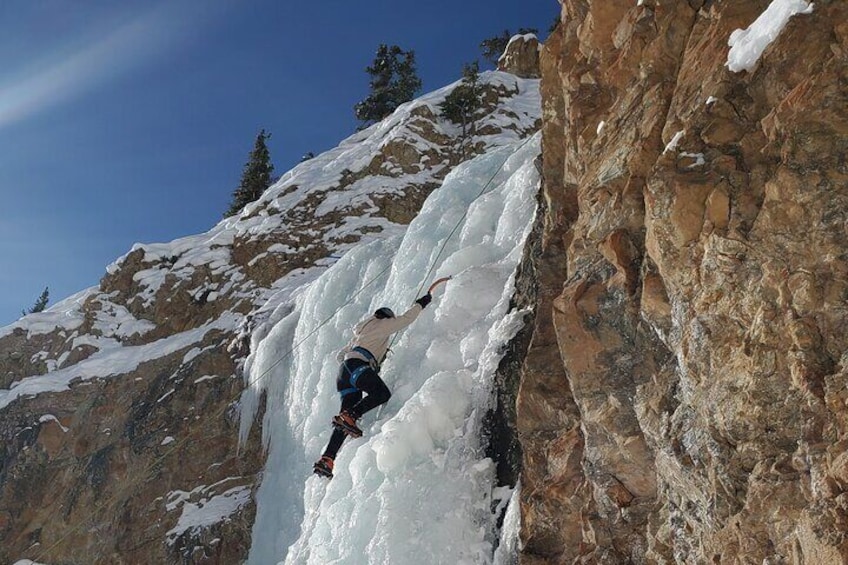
{"left": 374, "top": 307, "right": 395, "bottom": 319}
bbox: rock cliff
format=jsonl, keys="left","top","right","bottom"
{"left": 519, "top": 1, "right": 848, "bottom": 563}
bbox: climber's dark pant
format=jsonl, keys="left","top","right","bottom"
{"left": 322, "top": 359, "right": 391, "bottom": 460}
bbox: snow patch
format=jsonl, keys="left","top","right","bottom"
{"left": 0, "top": 287, "right": 95, "bottom": 340}
{"left": 0, "top": 312, "right": 239, "bottom": 410}
{"left": 182, "top": 344, "right": 216, "bottom": 365}
{"left": 499, "top": 34, "right": 538, "bottom": 67}
{"left": 39, "top": 414, "right": 68, "bottom": 432}
{"left": 664, "top": 130, "right": 685, "bottom": 154}
{"left": 166, "top": 482, "right": 252, "bottom": 544}
{"left": 727, "top": 0, "right": 814, "bottom": 72}
{"left": 194, "top": 375, "right": 219, "bottom": 384}
{"left": 680, "top": 152, "right": 706, "bottom": 168}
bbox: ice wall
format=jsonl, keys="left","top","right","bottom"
{"left": 240, "top": 134, "right": 540, "bottom": 564}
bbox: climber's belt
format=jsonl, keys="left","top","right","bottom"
{"left": 339, "top": 364, "right": 369, "bottom": 397}
{"left": 339, "top": 347, "right": 379, "bottom": 397}
{"left": 352, "top": 346, "right": 379, "bottom": 370}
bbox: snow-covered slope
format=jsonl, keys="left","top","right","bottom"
{"left": 240, "top": 135, "right": 540, "bottom": 564}
{"left": 0, "top": 71, "right": 540, "bottom": 564}
{"left": 0, "top": 71, "right": 539, "bottom": 409}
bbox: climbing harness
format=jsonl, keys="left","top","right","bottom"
{"left": 338, "top": 346, "right": 379, "bottom": 397}
{"left": 353, "top": 345, "right": 378, "bottom": 369}
{"left": 338, "top": 362, "right": 369, "bottom": 398}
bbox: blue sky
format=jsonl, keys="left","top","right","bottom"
{"left": 0, "top": 0, "right": 556, "bottom": 326}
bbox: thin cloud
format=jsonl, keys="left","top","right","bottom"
{"left": 0, "top": 2, "right": 229, "bottom": 130}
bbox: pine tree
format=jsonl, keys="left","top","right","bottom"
{"left": 393, "top": 48, "right": 422, "bottom": 105}
{"left": 225, "top": 129, "right": 275, "bottom": 217}
{"left": 354, "top": 44, "right": 422, "bottom": 127}
{"left": 479, "top": 28, "right": 539, "bottom": 68}
{"left": 22, "top": 287, "right": 49, "bottom": 316}
{"left": 439, "top": 62, "right": 484, "bottom": 157}
{"left": 480, "top": 30, "right": 511, "bottom": 68}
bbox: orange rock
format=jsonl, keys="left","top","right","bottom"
{"left": 526, "top": 0, "right": 848, "bottom": 562}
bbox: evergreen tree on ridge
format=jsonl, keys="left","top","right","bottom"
{"left": 354, "top": 44, "right": 422, "bottom": 128}
{"left": 22, "top": 287, "right": 49, "bottom": 316}
{"left": 225, "top": 129, "right": 275, "bottom": 217}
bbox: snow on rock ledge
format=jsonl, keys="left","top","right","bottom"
{"left": 726, "top": 0, "right": 814, "bottom": 73}
{"left": 498, "top": 34, "right": 540, "bottom": 79}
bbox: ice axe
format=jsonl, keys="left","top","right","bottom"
{"left": 428, "top": 276, "right": 452, "bottom": 295}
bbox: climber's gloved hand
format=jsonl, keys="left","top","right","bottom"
{"left": 416, "top": 293, "right": 432, "bottom": 309}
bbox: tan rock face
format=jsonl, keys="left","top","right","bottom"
{"left": 499, "top": 34, "right": 541, "bottom": 79}
{"left": 0, "top": 334, "right": 265, "bottom": 565}
{"left": 523, "top": 0, "right": 848, "bottom": 563}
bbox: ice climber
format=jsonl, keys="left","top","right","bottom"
{"left": 313, "top": 292, "right": 434, "bottom": 478}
